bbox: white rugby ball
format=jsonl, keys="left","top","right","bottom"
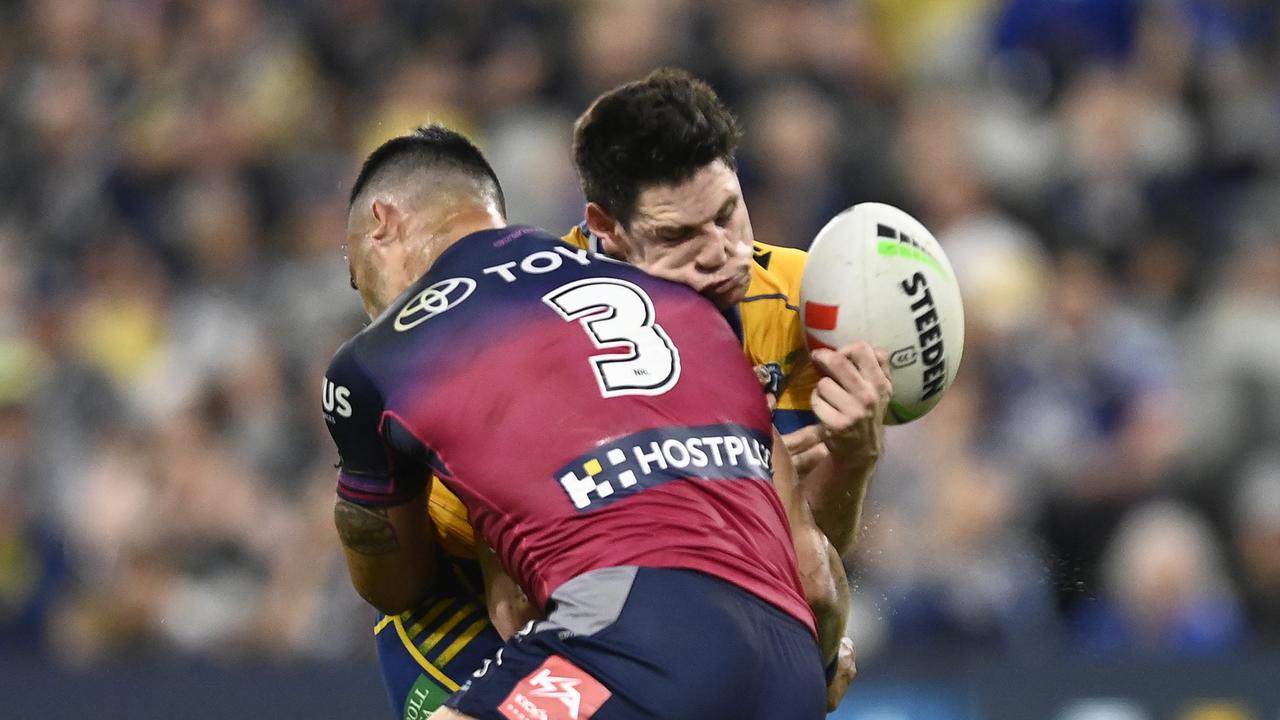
{"left": 800, "top": 203, "right": 964, "bottom": 424}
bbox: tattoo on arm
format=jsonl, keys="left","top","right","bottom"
{"left": 334, "top": 500, "right": 400, "bottom": 555}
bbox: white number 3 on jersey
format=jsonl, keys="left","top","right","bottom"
{"left": 543, "top": 278, "right": 682, "bottom": 398}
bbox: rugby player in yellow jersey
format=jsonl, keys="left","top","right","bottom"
{"left": 376, "top": 69, "right": 886, "bottom": 718}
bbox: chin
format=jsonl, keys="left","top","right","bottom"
{"left": 708, "top": 284, "right": 748, "bottom": 310}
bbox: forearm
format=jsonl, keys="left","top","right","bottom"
{"left": 798, "top": 340, "right": 892, "bottom": 559}
{"left": 476, "top": 539, "right": 540, "bottom": 639}
{"left": 793, "top": 520, "right": 844, "bottom": 661}
{"left": 819, "top": 538, "right": 849, "bottom": 661}
{"left": 771, "top": 429, "right": 850, "bottom": 663}
{"left": 801, "top": 452, "right": 875, "bottom": 560}
{"left": 335, "top": 494, "right": 437, "bottom": 615}
{"left": 487, "top": 583, "right": 538, "bottom": 640}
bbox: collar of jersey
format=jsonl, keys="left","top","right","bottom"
{"left": 429, "top": 224, "right": 540, "bottom": 272}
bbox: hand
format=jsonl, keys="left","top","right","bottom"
{"left": 825, "top": 636, "right": 857, "bottom": 712}
{"left": 809, "top": 342, "right": 893, "bottom": 467}
{"left": 781, "top": 424, "right": 828, "bottom": 477}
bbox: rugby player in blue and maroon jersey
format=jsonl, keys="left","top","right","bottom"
{"left": 374, "top": 71, "right": 875, "bottom": 720}
{"left": 323, "top": 125, "right": 847, "bottom": 719}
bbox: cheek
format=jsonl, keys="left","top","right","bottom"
{"left": 638, "top": 260, "right": 689, "bottom": 286}
{"left": 659, "top": 245, "right": 710, "bottom": 280}
{"left": 730, "top": 211, "right": 754, "bottom": 250}
{"left": 634, "top": 245, "right": 693, "bottom": 279}
{"left": 362, "top": 252, "right": 385, "bottom": 292}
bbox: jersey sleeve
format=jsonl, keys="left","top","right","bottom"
{"left": 773, "top": 360, "right": 820, "bottom": 434}
{"left": 742, "top": 242, "right": 820, "bottom": 434}
{"left": 322, "top": 345, "right": 428, "bottom": 506}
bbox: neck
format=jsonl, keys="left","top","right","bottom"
{"left": 420, "top": 205, "right": 507, "bottom": 270}
{"left": 365, "top": 204, "right": 505, "bottom": 318}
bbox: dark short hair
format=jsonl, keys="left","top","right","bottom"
{"left": 348, "top": 125, "right": 506, "bottom": 215}
{"left": 572, "top": 68, "right": 741, "bottom": 226}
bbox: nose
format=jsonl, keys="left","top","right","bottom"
{"left": 693, "top": 224, "right": 732, "bottom": 272}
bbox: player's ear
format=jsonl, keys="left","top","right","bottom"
{"left": 369, "top": 199, "right": 401, "bottom": 246}
{"left": 586, "top": 202, "right": 624, "bottom": 255}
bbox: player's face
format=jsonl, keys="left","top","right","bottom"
{"left": 345, "top": 205, "right": 418, "bottom": 320}
{"left": 345, "top": 230, "right": 385, "bottom": 320}
{"left": 606, "top": 160, "right": 755, "bottom": 310}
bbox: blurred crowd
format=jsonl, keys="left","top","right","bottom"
{"left": 1, "top": 0, "right": 1278, "bottom": 668}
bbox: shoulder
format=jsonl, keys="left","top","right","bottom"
{"left": 325, "top": 332, "right": 376, "bottom": 385}
{"left": 746, "top": 241, "right": 807, "bottom": 304}
{"left": 323, "top": 336, "right": 385, "bottom": 429}
{"left": 738, "top": 242, "right": 817, "bottom": 421}
{"left": 753, "top": 240, "right": 808, "bottom": 270}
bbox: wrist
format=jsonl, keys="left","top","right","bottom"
{"left": 824, "top": 436, "right": 881, "bottom": 469}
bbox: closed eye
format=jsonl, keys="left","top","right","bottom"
{"left": 656, "top": 226, "right": 698, "bottom": 244}
{"left": 714, "top": 199, "right": 738, "bottom": 227}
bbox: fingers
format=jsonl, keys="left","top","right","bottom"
{"left": 782, "top": 424, "right": 826, "bottom": 454}
{"left": 811, "top": 391, "right": 850, "bottom": 432}
{"left": 809, "top": 347, "right": 856, "bottom": 390}
{"left": 812, "top": 388, "right": 878, "bottom": 442}
{"left": 811, "top": 342, "right": 893, "bottom": 405}
{"left": 814, "top": 338, "right": 896, "bottom": 389}
{"left": 791, "top": 341, "right": 894, "bottom": 472}
{"left": 782, "top": 425, "right": 829, "bottom": 476}
{"left": 813, "top": 390, "right": 884, "bottom": 462}
{"left": 791, "top": 440, "right": 829, "bottom": 476}
{"left": 814, "top": 376, "right": 880, "bottom": 424}
{"left": 874, "top": 347, "right": 891, "bottom": 377}
{"left": 843, "top": 342, "right": 892, "bottom": 400}
{"left": 808, "top": 340, "right": 890, "bottom": 458}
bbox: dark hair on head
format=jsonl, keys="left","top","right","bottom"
{"left": 348, "top": 124, "right": 506, "bottom": 215}
{"left": 572, "top": 68, "right": 741, "bottom": 226}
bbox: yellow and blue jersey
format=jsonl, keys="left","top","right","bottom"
{"left": 373, "top": 550, "right": 500, "bottom": 718}
{"left": 383, "top": 224, "right": 816, "bottom": 719}
{"left": 736, "top": 239, "right": 821, "bottom": 434}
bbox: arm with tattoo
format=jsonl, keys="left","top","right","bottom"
{"left": 334, "top": 501, "right": 400, "bottom": 554}
{"left": 335, "top": 492, "right": 436, "bottom": 614}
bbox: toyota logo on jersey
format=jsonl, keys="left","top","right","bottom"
{"left": 394, "top": 277, "right": 477, "bottom": 331}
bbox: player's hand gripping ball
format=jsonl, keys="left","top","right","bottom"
{"left": 800, "top": 203, "right": 964, "bottom": 424}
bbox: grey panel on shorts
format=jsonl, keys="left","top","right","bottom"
{"left": 538, "top": 565, "right": 639, "bottom": 637}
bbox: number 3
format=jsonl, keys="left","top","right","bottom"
{"left": 543, "top": 278, "right": 682, "bottom": 398}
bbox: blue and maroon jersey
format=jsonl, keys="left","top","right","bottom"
{"left": 323, "top": 226, "right": 814, "bottom": 634}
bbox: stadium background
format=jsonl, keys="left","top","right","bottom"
{"left": 1, "top": 0, "right": 1278, "bottom": 718}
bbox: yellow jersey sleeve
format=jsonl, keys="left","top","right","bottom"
{"left": 427, "top": 480, "right": 476, "bottom": 558}
{"left": 742, "top": 242, "right": 819, "bottom": 434}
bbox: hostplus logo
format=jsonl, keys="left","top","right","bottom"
{"left": 554, "top": 424, "right": 773, "bottom": 512}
